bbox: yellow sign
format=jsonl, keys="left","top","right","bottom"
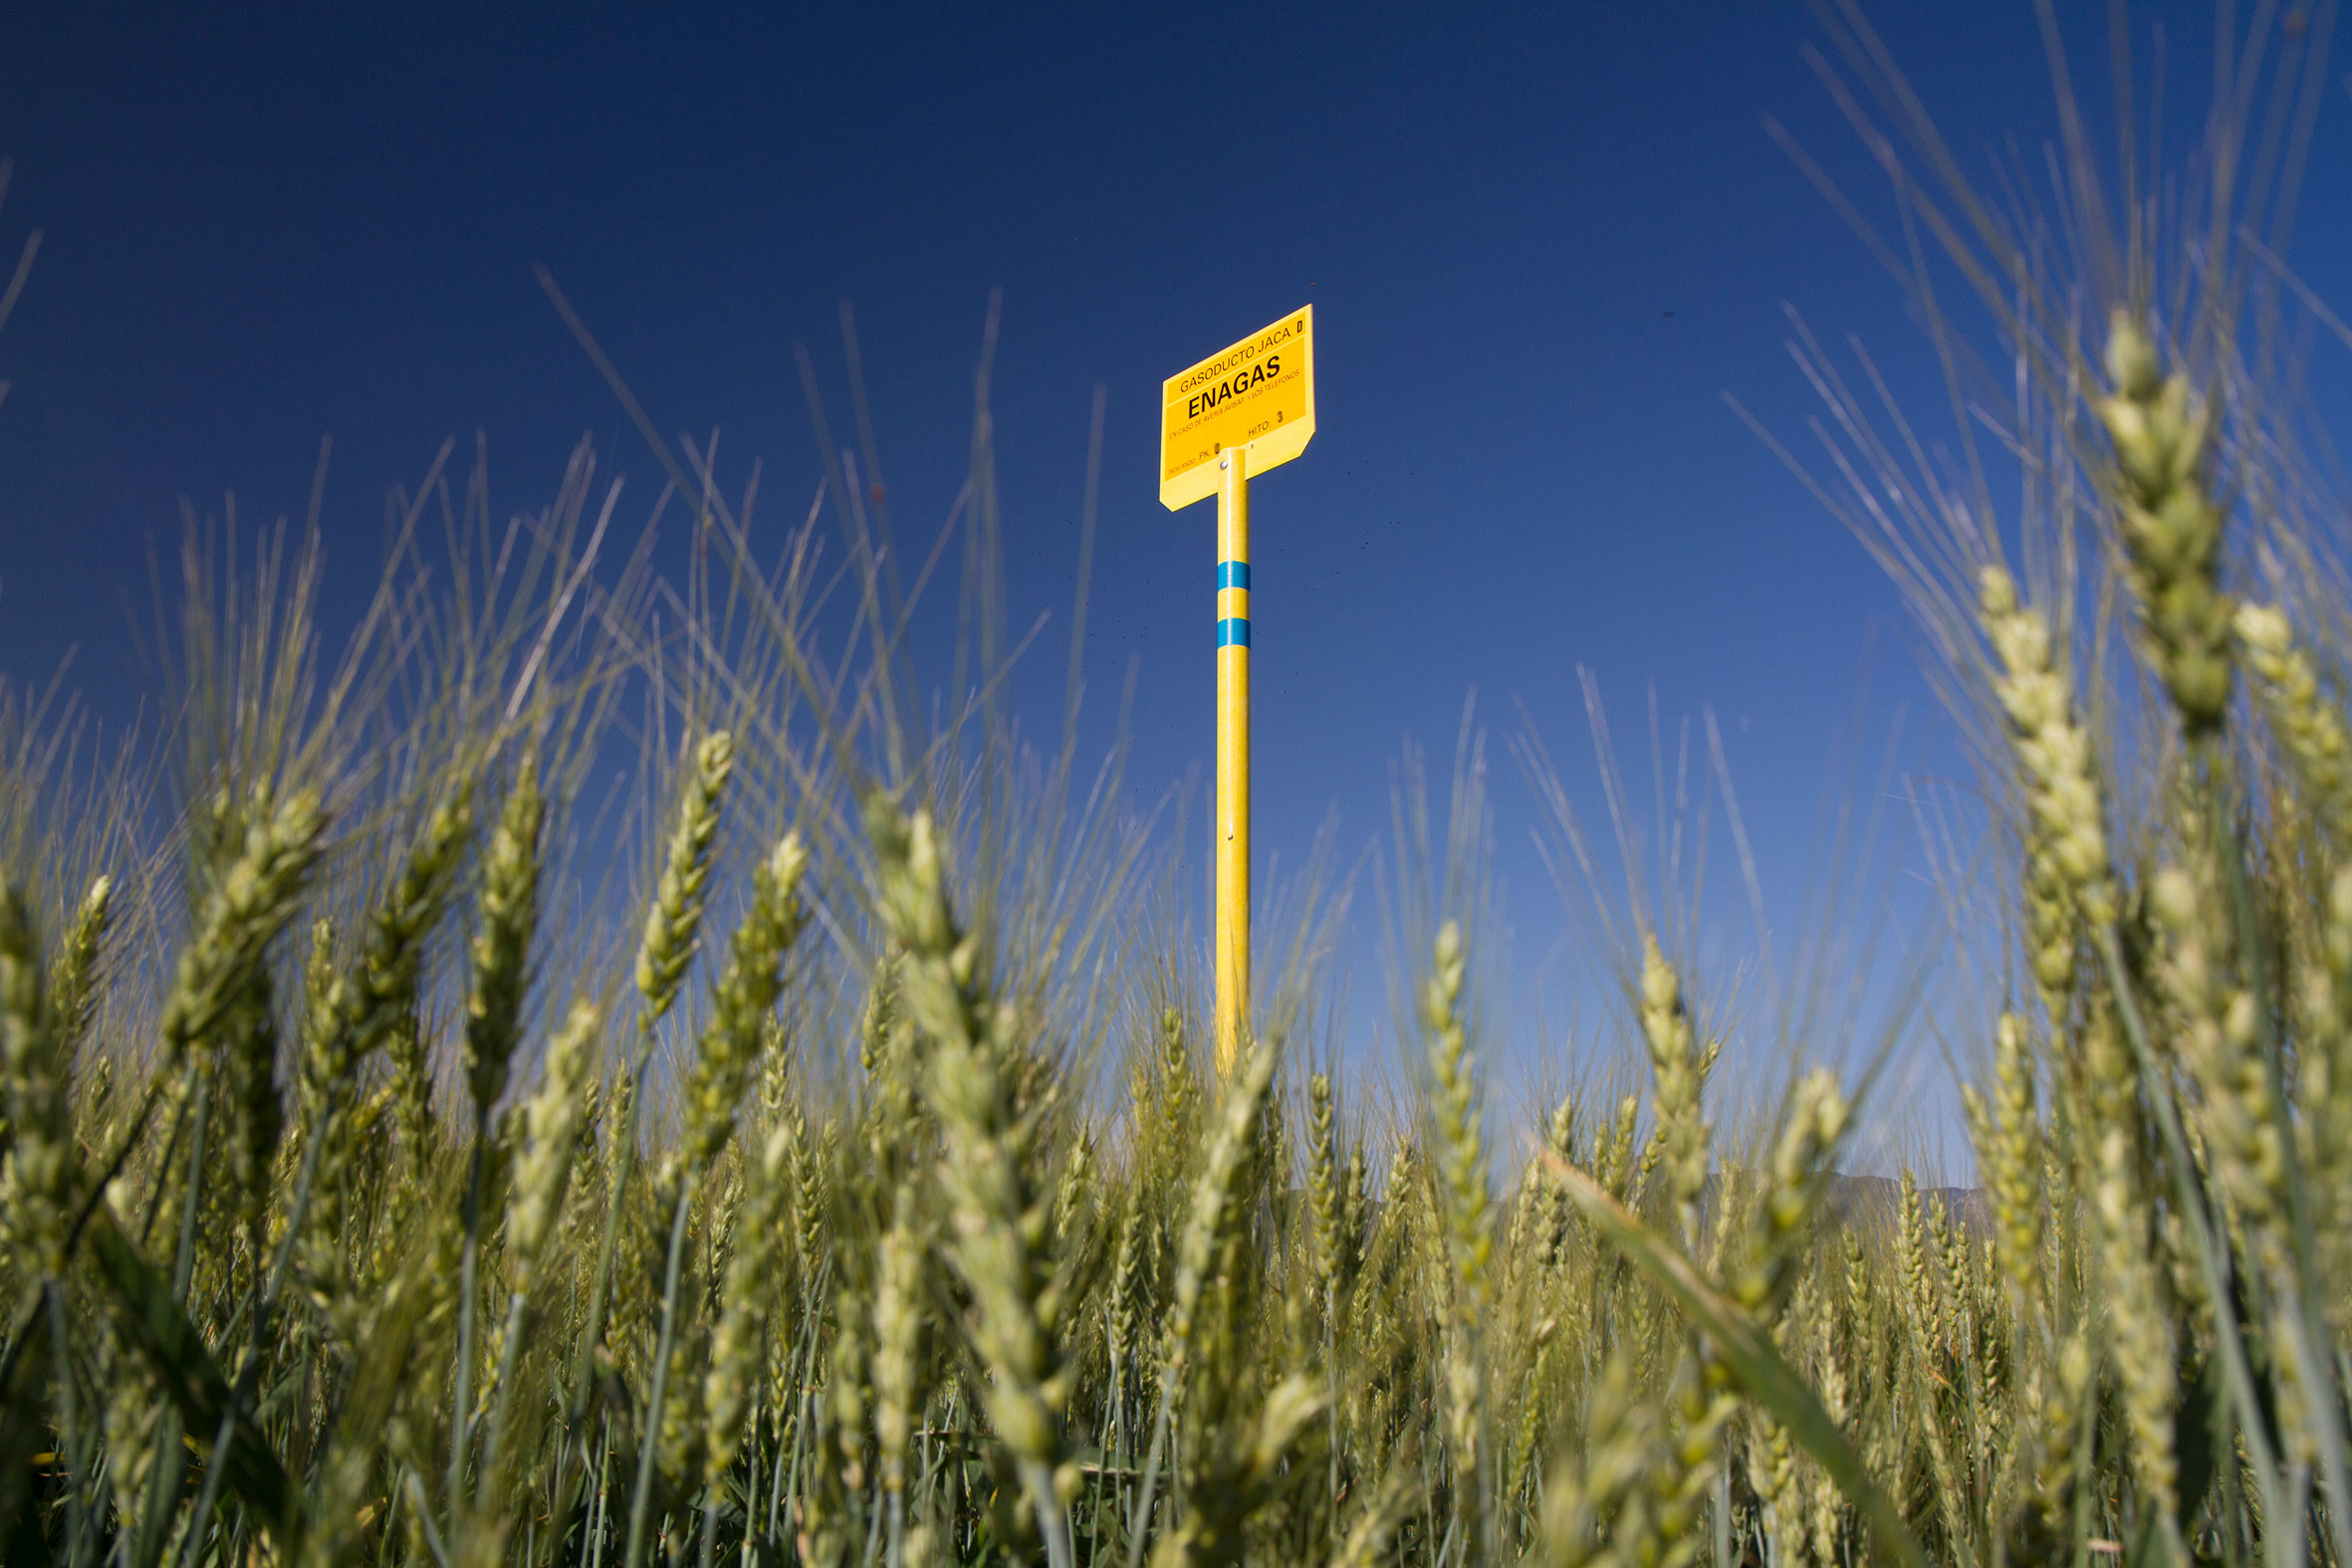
{"left": 1159, "top": 306, "right": 1314, "bottom": 509}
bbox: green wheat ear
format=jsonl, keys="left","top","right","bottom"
{"left": 702, "top": 1120, "right": 793, "bottom": 1487}
{"left": 158, "top": 787, "right": 328, "bottom": 1070}
{"left": 1638, "top": 935, "right": 1708, "bottom": 1249}
{"left": 1421, "top": 919, "right": 1493, "bottom": 1558}
{"left": 1973, "top": 1013, "right": 2044, "bottom": 1310}
{"left": 0, "top": 879, "right": 71, "bottom": 1271}
{"left": 867, "top": 1186, "right": 928, "bottom": 1559}
{"left": 635, "top": 730, "right": 735, "bottom": 1022}
{"left": 1728, "top": 1069, "right": 1848, "bottom": 1318}
{"left": 1979, "top": 562, "right": 2115, "bottom": 1032}
{"left": 1424, "top": 921, "right": 1490, "bottom": 1310}
{"left": 2098, "top": 313, "right": 2234, "bottom": 739}
{"left": 48, "top": 873, "right": 112, "bottom": 1053}
{"left": 674, "top": 832, "right": 809, "bottom": 1187}
{"left": 463, "top": 758, "right": 545, "bottom": 1122}
{"left": 501, "top": 998, "right": 600, "bottom": 1298}
{"left": 2239, "top": 601, "right": 2352, "bottom": 847}
{"left": 1305, "top": 1071, "right": 1341, "bottom": 1300}
{"left": 869, "top": 795, "right": 1075, "bottom": 1568}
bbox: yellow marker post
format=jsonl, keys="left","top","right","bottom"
{"left": 1160, "top": 307, "right": 1315, "bottom": 1072}
{"left": 1214, "top": 445, "right": 1250, "bottom": 1074}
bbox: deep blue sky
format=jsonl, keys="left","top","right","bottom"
{"left": 3, "top": 3, "right": 2344, "bottom": 1121}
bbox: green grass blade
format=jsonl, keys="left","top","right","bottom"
{"left": 1547, "top": 1157, "right": 1930, "bottom": 1568}
{"left": 85, "top": 1214, "right": 298, "bottom": 1546}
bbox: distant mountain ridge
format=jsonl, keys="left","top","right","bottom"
{"left": 1820, "top": 1172, "right": 1989, "bottom": 1230}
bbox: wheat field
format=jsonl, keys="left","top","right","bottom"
{"left": 6, "top": 9, "right": 2352, "bottom": 1567}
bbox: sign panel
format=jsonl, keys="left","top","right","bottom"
{"left": 1159, "top": 306, "right": 1315, "bottom": 509}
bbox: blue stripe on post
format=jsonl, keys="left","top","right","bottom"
{"left": 1216, "top": 560, "right": 1251, "bottom": 591}
{"left": 1215, "top": 617, "right": 1252, "bottom": 649}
